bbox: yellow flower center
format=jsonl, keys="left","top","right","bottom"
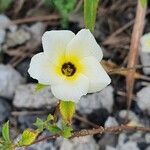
{"left": 61, "top": 62, "right": 76, "bottom": 77}
{"left": 54, "top": 53, "right": 85, "bottom": 82}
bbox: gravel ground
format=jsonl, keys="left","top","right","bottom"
{"left": 0, "top": 0, "right": 150, "bottom": 149}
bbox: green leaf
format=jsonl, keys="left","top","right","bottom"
{"left": 46, "top": 114, "right": 54, "bottom": 122}
{"left": 35, "top": 83, "right": 48, "bottom": 92}
{"left": 0, "top": 0, "right": 12, "bottom": 12}
{"left": 61, "top": 122, "right": 73, "bottom": 138}
{"left": 2, "top": 121, "right": 10, "bottom": 143}
{"left": 59, "top": 101, "right": 75, "bottom": 124}
{"left": 33, "top": 118, "right": 45, "bottom": 132}
{"left": 34, "top": 115, "right": 54, "bottom": 132}
{"left": 18, "top": 129, "right": 38, "bottom": 146}
{"left": 0, "top": 143, "right": 14, "bottom": 150}
{"left": 140, "top": 0, "right": 147, "bottom": 7}
{"left": 51, "top": 0, "right": 76, "bottom": 28}
{"left": 84, "top": 0, "right": 99, "bottom": 32}
{"left": 46, "top": 124, "right": 62, "bottom": 134}
{"left": 1, "top": 122, "right": 14, "bottom": 149}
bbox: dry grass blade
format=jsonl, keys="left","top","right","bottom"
{"left": 101, "top": 60, "right": 150, "bottom": 81}
{"left": 0, "top": 14, "right": 59, "bottom": 29}
{"left": 126, "top": 0, "right": 147, "bottom": 120}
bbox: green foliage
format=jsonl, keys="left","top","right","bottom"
{"left": 2, "top": 121, "right": 10, "bottom": 143}
{"left": 46, "top": 0, "right": 76, "bottom": 28}
{"left": 47, "top": 122, "right": 73, "bottom": 138}
{"left": 0, "top": 114, "right": 73, "bottom": 149}
{"left": 34, "top": 114, "right": 73, "bottom": 138}
{"left": 17, "top": 129, "right": 38, "bottom": 146}
{"left": 35, "top": 83, "right": 48, "bottom": 92}
{"left": 0, "top": 143, "right": 14, "bottom": 150}
{"left": 0, "top": 121, "right": 14, "bottom": 150}
{"left": 59, "top": 100, "right": 75, "bottom": 124}
{"left": 34, "top": 114, "right": 54, "bottom": 132}
{"left": 47, "top": 114, "right": 54, "bottom": 121}
{"left": 61, "top": 122, "right": 73, "bottom": 138}
{"left": 47, "top": 124, "right": 62, "bottom": 134}
{"left": 34, "top": 118, "right": 45, "bottom": 132}
{"left": 0, "top": 0, "right": 12, "bottom": 12}
{"left": 140, "top": 0, "right": 147, "bottom": 7}
{"left": 84, "top": 0, "right": 99, "bottom": 32}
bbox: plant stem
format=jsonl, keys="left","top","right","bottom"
{"left": 26, "top": 125, "right": 150, "bottom": 148}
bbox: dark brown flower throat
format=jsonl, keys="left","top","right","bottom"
{"left": 61, "top": 62, "right": 76, "bottom": 77}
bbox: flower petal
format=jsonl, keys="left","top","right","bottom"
{"left": 28, "top": 52, "right": 68, "bottom": 85}
{"left": 66, "top": 29, "right": 103, "bottom": 61}
{"left": 81, "top": 56, "right": 111, "bottom": 93}
{"left": 28, "top": 52, "right": 53, "bottom": 84}
{"left": 51, "top": 74, "right": 89, "bottom": 102}
{"left": 42, "top": 30, "right": 75, "bottom": 60}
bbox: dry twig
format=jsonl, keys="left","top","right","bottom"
{"left": 28, "top": 125, "right": 150, "bottom": 148}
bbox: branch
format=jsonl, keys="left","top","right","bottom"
{"left": 72, "top": 125, "right": 150, "bottom": 137}
{"left": 28, "top": 125, "right": 150, "bottom": 147}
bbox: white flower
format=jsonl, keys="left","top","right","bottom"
{"left": 140, "top": 33, "right": 150, "bottom": 53}
{"left": 28, "top": 29, "right": 111, "bottom": 102}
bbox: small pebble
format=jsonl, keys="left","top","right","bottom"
{"left": 137, "top": 86, "right": 150, "bottom": 115}
{"left": 0, "top": 65, "right": 24, "bottom": 99}
{"left": 13, "top": 84, "right": 58, "bottom": 109}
